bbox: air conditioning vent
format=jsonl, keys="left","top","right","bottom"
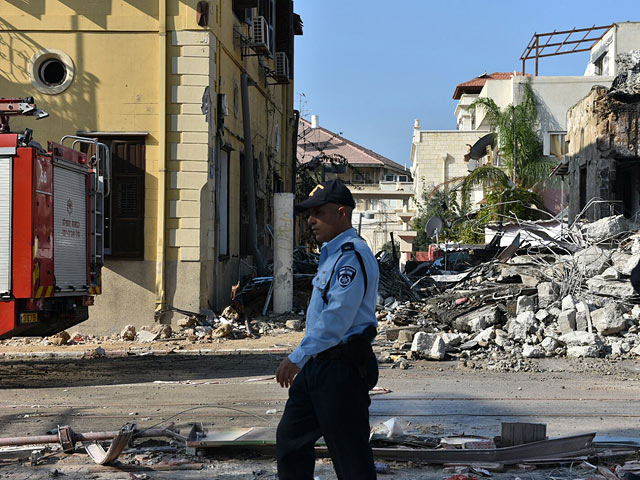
{"left": 251, "top": 16, "right": 270, "bottom": 54}
{"left": 274, "top": 52, "right": 290, "bottom": 83}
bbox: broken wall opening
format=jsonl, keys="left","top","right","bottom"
{"left": 614, "top": 157, "right": 640, "bottom": 219}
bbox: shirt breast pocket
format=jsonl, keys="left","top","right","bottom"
{"left": 312, "top": 270, "right": 330, "bottom": 292}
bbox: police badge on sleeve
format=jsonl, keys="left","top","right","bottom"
{"left": 337, "top": 265, "right": 357, "bottom": 288}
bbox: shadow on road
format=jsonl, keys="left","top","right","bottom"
{"left": 0, "top": 353, "right": 283, "bottom": 389}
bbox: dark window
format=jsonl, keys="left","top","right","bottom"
{"left": 233, "top": 0, "right": 257, "bottom": 22}
{"left": 579, "top": 165, "right": 587, "bottom": 213}
{"left": 275, "top": 0, "right": 294, "bottom": 78}
{"left": 109, "top": 140, "right": 145, "bottom": 258}
{"left": 259, "top": 0, "right": 275, "bottom": 55}
{"left": 218, "top": 149, "right": 230, "bottom": 258}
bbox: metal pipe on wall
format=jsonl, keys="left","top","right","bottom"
{"left": 154, "top": 0, "right": 167, "bottom": 320}
{"left": 240, "top": 72, "right": 265, "bottom": 276}
{"left": 273, "top": 193, "right": 294, "bottom": 313}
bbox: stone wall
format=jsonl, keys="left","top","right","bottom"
{"left": 566, "top": 85, "right": 640, "bottom": 221}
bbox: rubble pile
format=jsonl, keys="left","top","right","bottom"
{"left": 377, "top": 215, "right": 640, "bottom": 369}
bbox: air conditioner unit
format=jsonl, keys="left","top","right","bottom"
{"left": 251, "top": 16, "right": 270, "bottom": 54}
{"left": 274, "top": 52, "right": 290, "bottom": 83}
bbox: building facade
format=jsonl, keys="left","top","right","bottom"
{"left": 0, "top": 0, "right": 301, "bottom": 333}
{"left": 297, "top": 117, "right": 413, "bottom": 252}
{"left": 412, "top": 23, "right": 640, "bottom": 223}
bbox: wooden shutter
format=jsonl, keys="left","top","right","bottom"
{"left": 111, "top": 140, "right": 145, "bottom": 258}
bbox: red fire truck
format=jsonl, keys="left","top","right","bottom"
{"left": 0, "top": 97, "right": 106, "bottom": 338}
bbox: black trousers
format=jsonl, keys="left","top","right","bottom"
{"left": 276, "top": 348, "right": 378, "bottom": 480}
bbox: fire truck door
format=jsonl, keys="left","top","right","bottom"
{"left": 53, "top": 162, "right": 88, "bottom": 292}
{"left": 0, "top": 154, "right": 11, "bottom": 297}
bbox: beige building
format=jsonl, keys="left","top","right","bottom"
{"left": 0, "top": 0, "right": 302, "bottom": 333}
{"left": 297, "top": 116, "right": 413, "bottom": 252}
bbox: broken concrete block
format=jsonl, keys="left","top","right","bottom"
{"left": 136, "top": 330, "right": 159, "bottom": 342}
{"left": 610, "top": 341, "right": 631, "bottom": 356}
{"left": 586, "top": 278, "right": 636, "bottom": 298}
{"left": 522, "top": 344, "right": 544, "bottom": 358}
{"left": 632, "top": 305, "right": 640, "bottom": 319}
{"left": 583, "top": 215, "right": 630, "bottom": 243}
{"left": 506, "top": 311, "right": 537, "bottom": 342}
{"left": 561, "top": 295, "right": 576, "bottom": 312}
{"left": 623, "top": 254, "right": 640, "bottom": 276}
{"left": 221, "top": 306, "right": 240, "bottom": 322}
{"left": 384, "top": 326, "right": 419, "bottom": 341}
{"left": 559, "top": 331, "right": 601, "bottom": 347}
{"left": 591, "top": 303, "right": 627, "bottom": 336}
{"left": 631, "top": 344, "right": 640, "bottom": 356}
{"left": 453, "top": 305, "right": 502, "bottom": 333}
{"left": 439, "top": 332, "right": 463, "bottom": 351}
{"left": 535, "top": 309, "right": 550, "bottom": 322}
{"left": 575, "top": 246, "right": 609, "bottom": 276}
{"left": 474, "top": 327, "right": 495, "bottom": 347}
{"left": 177, "top": 317, "right": 195, "bottom": 329}
{"left": 575, "top": 301, "right": 590, "bottom": 332}
{"left": 411, "top": 332, "right": 446, "bottom": 360}
{"left": 516, "top": 296, "right": 535, "bottom": 315}
{"left": 285, "top": 319, "right": 302, "bottom": 331}
{"left": 120, "top": 325, "right": 136, "bottom": 341}
{"left": 155, "top": 324, "right": 173, "bottom": 339}
{"left": 567, "top": 345, "right": 600, "bottom": 358}
{"left": 541, "top": 336, "right": 559, "bottom": 352}
{"left": 213, "top": 323, "right": 233, "bottom": 338}
{"left": 494, "top": 329, "right": 510, "bottom": 348}
{"left": 599, "top": 267, "right": 621, "bottom": 280}
{"left": 537, "top": 282, "right": 557, "bottom": 308}
{"left": 48, "top": 331, "right": 71, "bottom": 346}
{"left": 377, "top": 352, "right": 393, "bottom": 364}
{"left": 557, "top": 310, "right": 576, "bottom": 334}
{"left": 397, "top": 329, "right": 415, "bottom": 343}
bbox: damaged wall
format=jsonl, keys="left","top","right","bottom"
{"left": 566, "top": 81, "right": 640, "bottom": 222}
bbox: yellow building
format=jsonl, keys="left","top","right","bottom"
{"left": 0, "top": 0, "right": 302, "bottom": 334}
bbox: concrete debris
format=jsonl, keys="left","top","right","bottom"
{"left": 370, "top": 214, "right": 640, "bottom": 370}
{"left": 411, "top": 332, "right": 446, "bottom": 360}
{"left": 591, "top": 303, "right": 627, "bottom": 336}
{"left": 48, "top": 331, "right": 70, "bottom": 346}
{"left": 221, "top": 306, "right": 240, "bottom": 322}
{"left": 583, "top": 215, "right": 630, "bottom": 243}
{"left": 609, "top": 50, "right": 640, "bottom": 102}
{"left": 136, "top": 330, "right": 159, "bottom": 342}
{"left": 120, "top": 325, "right": 137, "bottom": 341}
{"left": 285, "top": 319, "right": 302, "bottom": 331}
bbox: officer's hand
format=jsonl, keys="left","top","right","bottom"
{"left": 276, "top": 357, "right": 300, "bottom": 388}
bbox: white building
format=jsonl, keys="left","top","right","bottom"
{"left": 412, "top": 22, "right": 640, "bottom": 218}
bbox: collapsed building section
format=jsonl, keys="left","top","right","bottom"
{"left": 566, "top": 52, "right": 640, "bottom": 222}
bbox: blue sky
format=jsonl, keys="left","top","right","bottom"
{"left": 293, "top": 1, "right": 638, "bottom": 167}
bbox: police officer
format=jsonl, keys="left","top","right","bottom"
{"left": 275, "top": 179, "right": 379, "bottom": 480}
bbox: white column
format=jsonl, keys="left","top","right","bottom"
{"left": 273, "top": 193, "right": 294, "bottom": 313}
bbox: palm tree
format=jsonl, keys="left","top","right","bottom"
{"left": 462, "top": 82, "right": 555, "bottom": 204}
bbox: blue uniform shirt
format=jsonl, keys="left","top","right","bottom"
{"left": 289, "top": 228, "right": 379, "bottom": 368}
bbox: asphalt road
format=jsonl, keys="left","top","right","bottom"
{"left": 0, "top": 347, "right": 639, "bottom": 478}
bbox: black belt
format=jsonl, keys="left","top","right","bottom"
{"left": 314, "top": 325, "right": 377, "bottom": 363}
{"left": 316, "top": 343, "right": 344, "bottom": 360}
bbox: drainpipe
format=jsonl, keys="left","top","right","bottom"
{"left": 154, "top": 0, "right": 167, "bottom": 319}
{"left": 291, "top": 109, "right": 300, "bottom": 194}
{"left": 240, "top": 72, "right": 265, "bottom": 276}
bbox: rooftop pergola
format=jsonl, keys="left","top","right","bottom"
{"left": 520, "top": 24, "right": 613, "bottom": 75}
